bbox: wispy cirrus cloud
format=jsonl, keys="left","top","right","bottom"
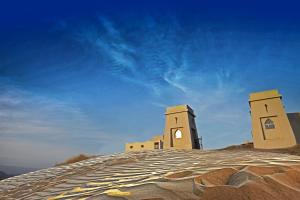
{"left": 70, "top": 16, "right": 250, "bottom": 144}
{"left": 87, "top": 16, "right": 244, "bottom": 98}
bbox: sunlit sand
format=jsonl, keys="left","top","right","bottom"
{"left": 1, "top": 149, "right": 300, "bottom": 199}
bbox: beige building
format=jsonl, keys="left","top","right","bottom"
{"left": 125, "top": 105, "right": 202, "bottom": 152}
{"left": 125, "top": 135, "right": 163, "bottom": 151}
{"left": 163, "top": 105, "right": 201, "bottom": 149}
{"left": 249, "top": 89, "right": 300, "bottom": 149}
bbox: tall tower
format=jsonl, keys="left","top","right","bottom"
{"left": 163, "top": 105, "right": 201, "bottom": 149}
{"left": 249, "top": 89, "right": 297, "bottom": 149}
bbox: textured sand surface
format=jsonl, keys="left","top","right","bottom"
{"left": 1, "top": 149, "right": 300, "bottom": 200}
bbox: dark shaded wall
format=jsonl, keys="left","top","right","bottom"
{"left": 288, "top": 113, "right": 300, "bottom": 144}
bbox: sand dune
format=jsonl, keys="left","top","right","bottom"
{"left": 193, "top": 165, "right": 300, "bottom": 200}
{"left": 116, "top": 165, "right": 300, "bottom": 200}
{"left": 1, "top": 149, "right": 300, "bottom": 199}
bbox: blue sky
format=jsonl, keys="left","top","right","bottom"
{"left": 1, "top": 0, "right": 300, "bottom": 168}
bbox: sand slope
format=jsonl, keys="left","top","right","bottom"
{"left": 194, "top": 165, "right": 300, "bottom": 200}
{"left": 1, "top": 149, "right": 300, "bottom": 199}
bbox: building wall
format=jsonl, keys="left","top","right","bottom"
{"left": 163, "top": 105, "right": 200, "bottom": 149}
{"left": 249, "top": 90, "right": 297, "bottom": 149}
{"left": 288, "top": 113, "right": 300, "bottom": 144}
{"left": 188, "top": 112, "right": 201, "bottom": 149}
{"left": 125, "top": 136, "right": 163, "bottom": 152}
{"left": 124, "top": 105, "right": 201, "bottom": 152}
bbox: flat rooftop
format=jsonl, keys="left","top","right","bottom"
{"left": 249, "top": 89, "right": 282, "bottom": 102}
{"left": 165, "top": 104, "right": 195, "bottom": 116}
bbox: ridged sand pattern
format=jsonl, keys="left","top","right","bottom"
{"left": 1, "top": 149, "right": 300, "bottom": 199}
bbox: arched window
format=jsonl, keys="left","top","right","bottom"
{"left": 175, "top": 130, "right": 182, "bottom": 138}
{"left": 265, "top": 118, "right": 275, "bottom": 129}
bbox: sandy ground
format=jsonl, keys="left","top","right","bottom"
{"left": 1, "top": 149, "right": 300, "bottom": 200}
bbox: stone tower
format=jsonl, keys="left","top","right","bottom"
{"left": 249, "top": 89, "right": 297, "bottom": 149}
{"left": 163, "top": 105, "right": 201, "bottom": 149}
